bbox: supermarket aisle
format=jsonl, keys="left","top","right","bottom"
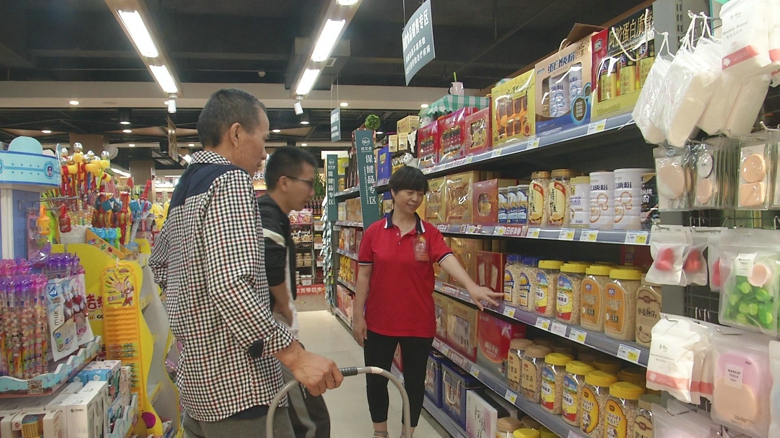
{"left": 297, "top": 311, "right": 448, "bottom": 438}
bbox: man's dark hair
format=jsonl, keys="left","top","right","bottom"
{"left": 389, "top": 165, "right": 429, "bottom": 194}
{"left": 265, "top": 146, "right": 319, "bottom": 190}
{"left": 196, "top": 88, "right": 267, "bottom": 147}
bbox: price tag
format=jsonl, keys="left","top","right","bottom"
{"left": 470, "top": 365, "right": 480, "bottom": 378}
{"left": 527, "top": 228, "right": 541, "bottom": 239}
{"left": 422, "top": 167, "right": 433, "bottom": 175}
{"left": 440, "top": 344, "right": 451, "bottom": 356}
{"left": 535, "top": 317, "right": 551, "bottom": 331}
{"left": 466, "top": 225, "right": 477, "bottom": 234}
{"left": 465, "top": 156, "right": 474, "bottom": 164}
{"left": 617, "top": 344, "right": 642, "bottom": 364}
{"left": 437, "top": 224, "right": 447, "bottom": 232}
{"left": 580, "top": 229, "right": 599, "bottom": 242}
{"left": 453, "top": 355, "right": 466, "bottom": 367}
{"left": 526, "top": 138, "right": 541, "bottom": 150}
{"left": 494, "top": 226, "right": 507, "bottom": 236}
{"left": 491, "top": 148, "right": 503, "bottom": 158}
{"left": 587, "top": 120, "right": 607, "bottom": 135}
{"left": 624, "top": 231, "right": 649, "bottom": 245}
{"left": 502, "top": 307, "right": 516, "bottom": 318}
{"left": 551, "top": 321, "right": 568, "bottom": 337}
{"left": 569, "top": 328, "right": 588, "bottom": 344}
{"left": 559, "top": 228, "right": 576, "bottom": 241}
{"left": 504, "top": 390, "right": 518, "bottom": 404}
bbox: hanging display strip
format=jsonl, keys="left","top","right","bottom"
{"left": 334, "top": 186, "right": 361, "bottom": 199}
{"left": 335, "top": 221, "right": 364, "bottom": 228}
{"left": 410, "top": 113, "right": 633, "bottom": 179}
{"left": 432, "top": 223, "right": 650, "bottom": 246}
{"left": 434, "top": 282, "right": 649, "bottom": 367}
{"left": 431, "top": 338, "right": 583, "bottom": 438}
{"left": 336, "top": 248, "right": 359, "bottom": 260}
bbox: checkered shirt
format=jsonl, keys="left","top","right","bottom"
{"left": 150, "top": 150, "right": 294, "bottom": 422}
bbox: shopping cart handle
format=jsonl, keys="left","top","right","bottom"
{"left": 340, "top": 367, "right": 358, "bottom": 377}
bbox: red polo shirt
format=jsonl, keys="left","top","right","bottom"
{"left": 358, "top": 213, "right": 453, "bottom": 338}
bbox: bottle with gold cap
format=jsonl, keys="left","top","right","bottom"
{"left": 513, "top": 428, "right": 540, "bottom": 438}
{"left": 605, "top": 382, "right": 645, "bottom": 438}
{"left": 562, "top": 361, "right": 594, "bottom": 427}
{"left": 580, "top": 370, "right": 618, "bottom": 438}
{"left": 540, "top": 353, "right": 573, "bottom": 414}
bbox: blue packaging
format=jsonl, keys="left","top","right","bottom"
{"left": 377, "top": 146, "right": 392, "bottom": 182}
{"left": 441, "top": 361, "right": 481, "bottom": 429}
{"left": 424, "top": 352, "right": 446, "bottom": 407}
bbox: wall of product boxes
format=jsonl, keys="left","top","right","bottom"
{"left": 330, "top": 2, "right": 780, "bottom": 437}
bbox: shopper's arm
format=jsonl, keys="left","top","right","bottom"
{"left": 351, "top": 264, "right": 373, "bottom": 346}
{"left": 269, "top": 283, "right": 293, "bottom": 324}
{"left": 440, "top": 256, "right": 503, "bottom": 311}
{"left": 274, "top": 341, "right": 344, "bottom": 396}
{"left": 203, "top": 171, "right": 294, "bottom": 356}
{"left": 149, "top": 224, "right": 170, "bottom": 291}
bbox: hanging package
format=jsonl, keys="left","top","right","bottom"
{"left": 721, "top": 0, "right": 773, "bottom": 78}
{"left": 646, "top": 225, "right": 691, "bottom": 286}
{"left": 724, "top": 74, "right": 772, "bottom": 137}
{"left": 769, "top": 340, "right": 780, "bottom": 437}
{"left": 633, "top": 55, "right": 672, "bottom": 144}
{"left": 698, "top": 39, "right": 741, "bottom": 135}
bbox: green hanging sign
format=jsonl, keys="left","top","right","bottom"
{"left": 355, "top": 130, "right": 381, "bottom": 227}
{"left": 325, "top": 155, "right": 338, "bottom": 220}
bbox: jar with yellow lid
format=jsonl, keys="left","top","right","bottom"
{"left": 513, "top": 429, "right": 539, "bottom": 438}
{"left": 557, "top": 263, "right": 586, "bottom": 324}
{"left": 605, "top": 382, "right": 645, "bottom": 438}
{"left": 593, "top": 358, "right": 621, "bottom": 375}
{"left": 562, "top": 361, "right": 594, "bottom": 427}
{"left": 548, "top": 169, "right": 578, "bottom": 228}
{"left": 541, "top": 353, "right": 573, "bottom": 414}
{"left": 580, "top": 265, "right": 612, "bottom": 331}
{"left": 496, "top": 417, "right": 523, "bottom": 438}
{"left": 507, "top": 338, "right": 534, "bottom": 390}
{"left": 515, "top": 257, "right": 539, "bottom": 312}
{"left": 538, "top": 427, "right": 556, "bottom": 438}
{"left": 522, "top": 345, "right": 551, "bottom": 403}
{"left": 635, "top": 276, "right": 662, "bottom": 348}
{"left": 618, "top": 366, "right": 646, "bottom": 387}
{"left": 528, "top": 171, "right": 551, "bottom": 227}
{"left": 604, "top": 269, "right": 643, "bottom": 341}
{"left": 633, "top": 394, "right": 662, "bottom": 438}
{"left": 580, "top": 371, "right": 618, "bottom": 438}
{"left": 535, "top": 260, "right": 564, "bottom": 318}
{"left": 576, "top": 349, "right": 599, "bottom": 365}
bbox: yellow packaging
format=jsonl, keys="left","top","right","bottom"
{"left": 445, "top": 171, "right": 480, "bottom": 224}
{"left": 388, "top": 134, "right": 399, "bottom": 153}
{"left": 447, "top": 300, "right": 479, "bottom": 360}
{"left": 426, "top": 177, "right": 447, "bottom": 224}
{"left": 397, "top": 115, "right": 420, "bottom": 134}
{"left": 491, "top": 70, "right": 536, "bottom": 146}
{"left": 433, "top": 292, "right": 451, "bottom": 340}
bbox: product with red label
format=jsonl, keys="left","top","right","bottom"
{"left": 464, "top": 108, "right": 492, "bottom": 156}
{"left": 476, "top": 312, "right": 526, "bottom": 377}
{"left": 473, "top": 179, "right": 518, "bottom": 224}
{"left": 438, "top": 107, "right": 476, "bottom": 165}
{"left": 477, "top": 251, "right": 507, "bottom": 294}
{"left": 541, "top": 353, "right": 573, "bottom": 415}
{"left": 417, "top": 122, "right": 440, "bottom": 169}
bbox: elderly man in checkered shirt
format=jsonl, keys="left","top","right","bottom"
{"left": 150, "top": 89, "right": 343, "bottom": 438}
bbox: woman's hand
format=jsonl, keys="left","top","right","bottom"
{"left": 352, "top": 315, "right": 367, "bottom": 347}
{"left": 466, "top": 285, "right": 504, "bottom": 311}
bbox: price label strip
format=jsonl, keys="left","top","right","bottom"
{"left": 526, "top": 138, "right": 541, "bottom": 150}
{"left": 617, "top": 344, "right": 642, "bottom": 364}
{"left": 587, "top": 120, "right": 607, "bottom": 135}
{"left": 527, "top": 228, "right": 541, "bottom": 239}
{"left": 504, "top": 390, "right": 518, "bottom": 404}
{"left": 470, "top": 365, "right": 480, "bottom": 378}
{"left": 551, "top": 321, "right": 568, "bottom": 337}
{"left": 502, "top": 306, "right": 516, "bottom": 318}
{"left": 568, "top": 328, "right": 588, "bottom": 344}
{"left": 568, "top": 431, "right": 584, "bottom": 438}
{"left": 580, "top": 229, "right": 599, "bottom": 242}
{"left": 491, "top": 148, "right": 503, "bottom": 158}
{"left": 624, "top": 231, "right": 649, "bottom": 245}
{"left": 494, "top": 226, "right": 507, "bottom": 236}
{"left": 536, "top": 317, "right": 551, "bottom": 331}
{"left": 559, "top": 228, "right": 576, "bottom": 241}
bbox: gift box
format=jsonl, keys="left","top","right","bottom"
{"left": 447, "top": 300, "right": 479, "bottom": 362}
{"left": 434, "top": 292, "right": 451, "bottom": 340}
{"left": 464, "top": 108, "right": 493, "bottom": 156}
{"left": 476, "top": 251, "right": 507, "bottom": 294}
{"left": 446, "top": 171, "right": 491, "bottom": 224}
{"left": 442, "top": 362, "right": 482, "bottom": 429}
{"left": 591, "top": 8, "right": 655, "bottom": 121}
{"left": 449, "top": 238, "right": 484, "bottom": 288}
{"left": 438, "top": 107, "right": 477, "bottom": 165}
{"left": 388, "top": 135, "right": 399, "bottom": 153}
{"left": 434, "top": 237, "right": 451, "bottom": 284}
{"left": 491, "top": 70, "right": 535, "bottom": 146}
{"left": 377, "top": 146, "right": 392, "bottom": 181}
{"left": 473, "top": 179, "right": 518, "bottom": 224}
{"left": 535, "top": 25, "right": 601, "bottom": 136}
{"left": 476, "top": 312, "right": 527, "bottom": 377}
{"left": 426, "top": 177, "right": 447, "bottom": 224}
{"left": 398, "top": 115, "right": 421, "bottom": 134}
{"left": 425, "top": 352, "right": 447, "bottom": 407}
{"left": 466, "top": 390, "right": 519, "bottom": 438}
{"left": 418, "top": 122, "right": 440, "bottom": 169}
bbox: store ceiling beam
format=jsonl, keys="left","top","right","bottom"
{"left": 0, "top": 2, "right": 33, "bottom": 68}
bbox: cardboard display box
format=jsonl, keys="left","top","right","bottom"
{"left": 491, "top": 70, "right": 535, "bottom": 146}
{"left": 473, "top": 179, "right": 518, "bottom": 224}
{"left": 434, "top": 292, "right": 452, "bottom": 340}
{"left": 418, "top": 122, "right": 440, "bottom": 169}
{"left": 476, "top": 312, "right": 527, "bottom": 378}
{"left": 447, "top": 300, "right": 479, "bottom": 362}
{"left": 425, "top": 177, "right": 447, "bottom": 224}
{"left": 464, "top": 108, "right": 493, "bottom": 156}
{"left": 425, "top": 352, "right": 447, "bottom": 407}
{"left": 438, "top": 108, "right": 478, "bottom": 165}
{"left": 476, "top": 251, "right": 507, "bottom": 294}
{"left": 442, "top": 362, "right": 481, "bottom": 429}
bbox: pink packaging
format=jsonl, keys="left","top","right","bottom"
{"left": 476, "top": 312, "right": 526, "bottom": 377}
{"left": 418, "top": 122, "right": 440, "bottom": 169}
{"left": 438, "top": 108, "right": 477, "bottom": 165}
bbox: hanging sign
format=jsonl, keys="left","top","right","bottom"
{"left": 355, "top": 130, "right": 381, "bottom": 226}
{"left": 326, "top": 155, "right": 338, "bottom": 220}
{"left": 331, "top": 108, "right": 341, "bottom": 142}
{"left": 402, "top": 0, "right": 436, "bottom": 85}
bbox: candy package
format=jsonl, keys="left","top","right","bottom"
{"left": 417, "top": 122, "right": 440, "bottom": 169}
{"left": 647, "top": 225, "right": 691, "bottom": 286}
{"left": 718, "top": 228, "right": 780, "bottom": 336}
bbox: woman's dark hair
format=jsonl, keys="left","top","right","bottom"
{"left": 197, "top": 88, "right": 267, "bottom": 147}
{"left": 388, "top": 165, "right": 429, "bottom": 194}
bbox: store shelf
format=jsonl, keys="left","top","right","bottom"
{"left": 334, "top": 308, "right": 352, "bottom": 328}
{"left": 334, "top": 186, "right": 360, "bottom": 199}
{"left": 375, "top": 177, "right": 390, "bottom": 191}
{"left": 335, "top": 221, "right": 363, "bottom": 228}
{"left": 412, "top": 113, "right": 635, "bottom": 180}
{"left": 336, "top": 248, "right": 358, "bottom": 260}
{"left": 338, "top": 278, "right": 356, "bottom": 293}
{"left": 435, "top": 281, "right": 649, "bottom": 367}
{"left": 422, "top": 397, "right": 467, "bottom": 438}
{"left": 433, "top": 223, "right": 650, "bottom": 246}
{"left": 431, "top": 338, "right": 583, "bottom": 438}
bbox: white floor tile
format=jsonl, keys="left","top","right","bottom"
{"left": 298, "top": 311, "right": 448, "bottom": 438}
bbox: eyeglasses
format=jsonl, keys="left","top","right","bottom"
{"left": 284, "top": 175, "right": 315, "bottom": 188}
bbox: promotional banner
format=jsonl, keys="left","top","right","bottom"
{"left": 326, "top": 155, "right": 338, "bottom": 220}
{"left": 331, "top": 108, "right": 341, "bottom": 142}
{"left": 402, "top": 0, "right": 436, "bottom": 85}
{"left": 355, "top": 130, "right": 381, "bottom": 226}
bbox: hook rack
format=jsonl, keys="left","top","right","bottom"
{"left": 17, "top": 196, "right": 79, "bottom": 211}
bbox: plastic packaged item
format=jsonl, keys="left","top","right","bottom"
{"left": 654, "top": 147, "right": 691, "bottom": 211}
{"left": 593, "top": 358, "right": 621, "bottom": 375}
{"left": 614, "top": 168, "right": 654, "bottom": 230}
{"left": 438, "top": 108, "right": 476, "bottom": 165}
{"left": 708, "top": 231, "right": 724, "bottom": 292}
{"left": 504, "top": 255, "right": 521, "bottom": 302}
{"left": 581, "top": 265, "right": 612, "bottom": 331}
{"left": 548, "top": 169, "right": 577, "bottom": 228}
{"left": 769, "top": 340, "right": 780, "bottom": 438}
{"left": 647, "top": 225, "right": 691, "bottom": 286}
{"left": 711, "top": 331, "right": 772, "bottom": 438}
{"left": 721, "top": 0, "right": 773, "bottom": 78}
{"left": 589, "top": 171, "right": 614, "bottom": 230}
{"left": 557, "top": 263, "right": 585, "bottom": 325}
{"left": 692, "top": 138, "right": 737, "bottom": 209}
{"left": 640, "top": 173, "right": 658, "bottom": 230}
{"left": 719, "top": 228, "right": 780, "bottom": 336}
{"left": 580, "top": 370, "right": 617, "bottom": 438}
{"left": 633, "top": 55, "right": 672, "bottom": 144}
{"left": 528, "top": 172, "right": 550, "bottom": 227}
{"left": 535, "top": 260, "right": 564, "bottom": 318}
{"left": 513, "top": 258, "right": 539, "bottom": 312}
{"left": 569, "top": 176, "right": 590, "bottom": 228}
{"left": 512, "top": 429, "right": 539, "bottom": 438}
{"left": 633, "top": 394, "right": 662, "bottom": 438}
{"left": 417, "top": 122, "right": 440, "bottom": 169}
{"left": 684, "top": 236, "right": 708, "bottom": 286}
{"left": 698, "top": 38, "right": 741, "bottom": 136}
{"left": 521, "top": 345, "right": 551, "bottom": 403}
{"left": 507, "top": 338, "right": 534, "bottom": 391}
{"left": 652, "top": 402, "right": 718, "bottom": 438}
{"left": 541, "top": 353, "right": 573, "bottom": 414}
{"left": 492, "top": 70, "right": 536, "bottom": 145}
{"left": 605, "top": 382, "right": 644, "bottom": 438}
{"left": 635, "top": 277, "right": 662, "bottom": 348}
{"left": 497, "top": 417, "right": 523, "bottom": 438}
{"left": 464, "top": 108, "right": 492, "bottom": 156}
{"left": 562, "top": 361, "right": 594, "bottom": 427}
{"left": 738, "top": 142, "right": 773, "bottom": 209}
{"left": 516, "top": 185, "right": 529, "bottom": 225}
{"left": 498, "top": 187, "right": 510, "bottom": 224}
{"left": 725, "top": 74, "right": 772, "bottom": 137}
{"left": 604, "top": 269, "right": 642, "bottom": 341}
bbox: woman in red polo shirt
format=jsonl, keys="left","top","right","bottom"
{"left": 353, "top": 166, "right": 502, "bottom": 438}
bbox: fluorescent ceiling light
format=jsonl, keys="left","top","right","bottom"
{"left": 149, "top": 64, "right": 178, "bottom": 93}
{"left": 337, "top": 0, "right": 359, "bottom": 5}
{"left": 117, "top": 10, "right": 159, "bottom": 58}
{"left": 302, "top": 143, "right": 308, "bottom": 146}
{"left": 272, "top": 129, "right": 281, "bottom": 133}
{"left": 123, "top": 129, "right": 132, "bottom": 133}
{"left": 311, "top": 19, "right": 346, "bottom": 63}
{"left": 295, "top": 68, "right": 321, "bottom": 96}
{"left": 41, "top": 130, "right": 52, "bottom": 134}
{"left": 340, "top": 102, "right": 349, "bottom": 107}
{"left": 112, "top": 167, "right": 131, "bottom": 177}
{"left": 128, "top": 144, "right": 136, "bottom": 147}
{"left": 376, "top": 131, "right": 384, "bottom": 134}
{"left": 188, "top": 143, "right": 194, "bottom": 147}
{"left": 69, "top": 100, "right": 79, "bottom": 106}
{"left": 420, "top": 103, "right": 429, "bottom": 108}
{"left": 300, "top": 120, "right": 310, "bottom": 125}
{"left": 120, "top": 121, "right": 131, "bottom": 125}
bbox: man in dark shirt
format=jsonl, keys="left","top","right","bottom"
{"left": 258, "top": 146, "right": 330, "bottom": 438}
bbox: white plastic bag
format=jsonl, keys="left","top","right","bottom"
{"left": 724, "top": 74, "right": 771, "bottom": 136}
{"left": 647, "top": 225, "right": 691, "bottom": 286}
{"left": 768, "top": 0, "right": 780, "bottom": 86}
{"left": 697, "top": 38, "right": 742, "bottom": 135}
{"left": 721, "top": 0, "right": 773, "bottom": 78}
{"left": 708, "top": 231, "right": 724, "bottom": 292}
{"left": 633, "top": 56, "right": 672, "bottom": 144}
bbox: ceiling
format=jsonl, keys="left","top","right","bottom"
{"left": 0, "top": 0, "right": 651, "bottom": 168}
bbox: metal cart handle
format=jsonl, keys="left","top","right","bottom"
{"left": 266, "top": 366, "right": 412, "bottom": 438}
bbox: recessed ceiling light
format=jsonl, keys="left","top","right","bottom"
{"left": 420, "top": 103, "right": 429, "bottom": 108}
{"left": 123, "top": 129, "right": 132, "bottom": 133}
{"left": 41, "top": 130, "right": 52, "bottom": 134}
{"left": 376, "top": 131, "right": 384, "bottom": 134}
{"left": 163, "top": 100, "right": 169, "bottom": 105}
{"left": 340, "top": 102, "right": 349, "bottom": 107}
{"left": 120, "top": 121, "right": 131, "bottom": 125}
{"left": 69, "top": 100, "right": 79, "bottom": 106}
{"left": 302, "top": 143, "right": 308, "bottom": 146}
{"left": 188, "top": 143, "right": 194, "bottom": 147}
{"left": 300, "top": 121, "right": 310, "bottom": 125}
{"left": 128, "top": 143, "right": 136, "bottom": 147}
{"left": 272, "top": 129, "right": 281, "bottom": 133}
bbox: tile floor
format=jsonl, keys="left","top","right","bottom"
{"left": 297, "top": 310, "right": 448, "bottom": 438}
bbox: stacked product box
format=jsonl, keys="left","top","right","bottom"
{"left": 424, "top": 352, "right": 447, "bottom": 407}
{"left": 438, "top": 108, "right": 478, "bottom": 165}
{"left": 447, "top": 300, "right": 479, "bottom": 362}
{"left": 441, "top": 362, "right": 482, "bottom": 429}
{"left": 397, "top": 115, "right": 420, "bottom": 153}
{"left": 492, "top": 70, "right": 536, "bottom": 146}
{"left": 476, "top": 312, "right": 527, "bottom": 378}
